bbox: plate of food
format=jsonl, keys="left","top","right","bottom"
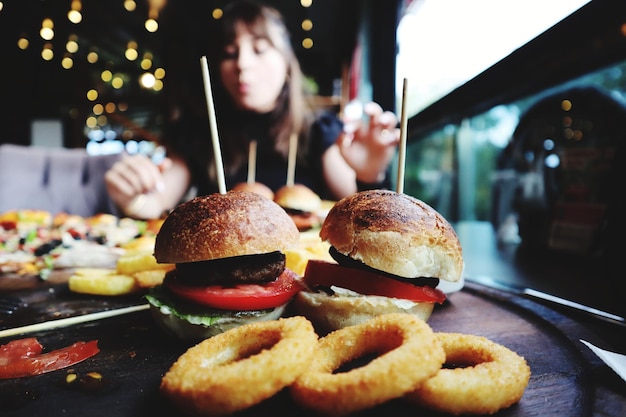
{"left": 0, "top": 190, "right": 613, "bottom": 417}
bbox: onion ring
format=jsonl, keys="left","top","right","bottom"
{"left": 160, "top": 316, "right": 318, "bottom": 416}
{"left": 405, "top": 332, "right": 531, "bottom": 415}
{"left": 290, "top": 313, "right": 445, "bottom": 416}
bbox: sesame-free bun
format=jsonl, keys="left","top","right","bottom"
{"left": 320, "top": 190, "right": 463, "bottom": 283}
{"left": 291, "top": 291, "right": 434, "bottom": 335}
{"left": 274, "top": 184, "right": 321, "bottom": 213}
{"left": 154, "top": 191, "right": 299, "bottom": 264}
{"left": 231, "top": 181, "right": 275, "bottom": 200}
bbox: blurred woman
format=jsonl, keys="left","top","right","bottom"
{"left": 105, "top": 0, "right": 399, "bottom": 219}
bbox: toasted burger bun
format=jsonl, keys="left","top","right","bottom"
{"left": 294, "top": 190, "right": 463, "bottom": 332}
{"left": 320, "top": 189, "right": 463, "bottom": 283}
{"left": 231, "top": 181, "right": 274, "bottom": 200}
{"left": 292, "top": 291, "right": 434, "bottom": 335}
{"left": 154, "top": 191, "right": 299, "bottom": 264}
{"left": 274, "top": 184, "right": 322, "bottom": 213}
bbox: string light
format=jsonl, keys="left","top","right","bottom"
{"left": 146, "top": 0, "right": 167, "bottom": 32}
{"left": 86, "top": 89, "right": 98, "bottom": 101}
{"left": 41, "top": 43, "right": 54, "bottom": 60}
{"left": 124, "top": 0, "right": 136, "bottom": 12}
{"left": 101, "top": 70, "right": 113, "bottom": 82}
{"left": 144, "top": 18, "right": 158, "bottom": 33}
{"left": 212, "top": 8, "right": 223, "bottom": 19}
{"left": 40, "top": 19, "right": 54, "bottom": 41}
{"left": 87, "top": 50, "right": 99, "bottom": 64}
{"left": 61, "top": 55, "right": 74, "bottom": 69}
{"left": 17, "top": 37, "right": 29, "bottom": 50}
{"left": 68, "top": 0, "right": 82, "bottom": 24}
{"left": 66, "top": 35, "right": 79, "bottom": 53}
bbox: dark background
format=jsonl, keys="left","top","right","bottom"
{"left": 0, "top": 0, "right": 374, "bottom": 148}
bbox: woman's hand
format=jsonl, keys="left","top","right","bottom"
{"left": 104, "top": 153, "right": 190, "bottom": 219}
{"left": 337, "top": 102, "right": 400, "bottom": 184}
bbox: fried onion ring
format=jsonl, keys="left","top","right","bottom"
{"left": 160, "top": 316, "right": 318, "bottom": 416}
{"left": 290, "top": 313, "right": 445, "bottom": 416}
{"left": 405, "top": 332, "right": 531, "bottom": 415}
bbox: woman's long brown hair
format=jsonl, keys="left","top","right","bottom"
{"left": 208, "top": 0, "right": 313, "bottom": 182}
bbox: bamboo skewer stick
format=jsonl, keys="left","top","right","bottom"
{"left": 0, "top": 304, "right": 149, "bottom": 339}
{"left": 286, "top": 132, "right": 298, "bottom": 187}
{"left": 247, "top": 140, "right": 257, "bottom": 184}
{"left": 200, "top": 56, "right": 227, "bottom": 194}
{"left": 396, "top": 78, "right": 409, "bottom": 195}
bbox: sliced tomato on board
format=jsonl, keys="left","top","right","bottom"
{"left": 303, "top": 260, "right": 446, "bottom": 304}
{"left": 0, "top": 337, "right": 43, "bottom": 362}
{"left": 164, "top": 268, "right": 303, "bottom": 311}
{"left": 0, "top": 338, "right": 100, "bottom": 379}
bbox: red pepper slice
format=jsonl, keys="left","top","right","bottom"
{"left": 0, "top": 338, "right": 100, "bottom": 379}
{"left": 0, "top": 337, "right": 43, "bottom": 363}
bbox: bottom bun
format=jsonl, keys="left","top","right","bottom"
{"left": 292, "top": 291, "right": 434, "bottom": 335}
{"left": 149, "top": 303, "right": 287, "bottom": 342}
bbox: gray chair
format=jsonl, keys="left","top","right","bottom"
{"left": 0, "top": 144, "right": 122, "bottom": 217}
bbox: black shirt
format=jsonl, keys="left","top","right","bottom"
{"left": 192, "top": 111, "right": 342, "bottom": 200}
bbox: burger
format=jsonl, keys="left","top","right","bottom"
{"left": 274, "top": 184, "right": 322, "bottom": 231}
{"left": 231, "top": 181, "right": 274, "bottom": 201}
{"left": 146, "top": 191, "right": 301, "bottom": 341}
{"left": 292, "top": 189, "right": 464, "bottom": 334}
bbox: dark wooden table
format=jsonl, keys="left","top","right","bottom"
{"left": 0, "top": 272, "right": 624, "bottom": 417}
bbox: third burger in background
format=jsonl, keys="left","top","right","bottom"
{"left": 274, "top": 184, "right": 322, "bottom": 231}
{"left": 292, "top": 189, "right": 464, "bottom": 334}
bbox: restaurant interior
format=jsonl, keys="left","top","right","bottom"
{"left": 1, "top": 0, "right": 625, "bottom": 415}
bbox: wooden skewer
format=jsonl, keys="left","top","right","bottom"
{"left": 247, "top": 140, "right": 257, "bottom": 184}
{"left": 286, "top": 132, "right": 298, "bottom": 187}
{"left": 0, "top": 304, "right": 149, "bottom": 339}
{"left": 396, "top": 78, "right": 409, "bottom": 195}
{"left": 200, "top": 56, "right": 227, "bottom": 194}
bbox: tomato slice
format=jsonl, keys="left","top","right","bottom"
{"left": 0, "top": 338, "right": 43, "bottom": 364}
{"left": 164, "top": 268, "right": 303, "bottom": 311}
{"left": 303, "top": 260, "right": 446, "bottom": 304}
{"left": 0, "top": 339, "right": 100, "bottom": 379}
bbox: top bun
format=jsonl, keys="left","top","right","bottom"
{"left": 155, "top": 191, "right": 299, "bottom": 263}
{"left": 231, "top": 181, "right": 274, "bottom": 201}
{"left": 320, "top": 190, "right": 463, "bottom": 282}
{"left": 274, "top": 184, "right": 321, "bottom": 213}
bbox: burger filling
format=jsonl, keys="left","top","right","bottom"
{"left": 145, "top": 251, "right": 303, "bottom": 326}
{"left": 170, "top": 251, "right": 286, "bottom": 286}
{"left": 302, "top": 255, "right": 446, "bottom": 305}
{"left": 145, "top": 285, "right": 278, "bottom": 328}
{"left": 328, "top": 246, "right": 440, "bottom": 288}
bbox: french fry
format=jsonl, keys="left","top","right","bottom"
{"left": 116, "top": 251, "right": 173, "bottom": 275}
{"left": 285, "top": 249, "right": 310, "bottom": 277}
{"left": 285, "top": 234, "right": 334, "bottom": 276}
{"left": 68, "top": 268, "right": 138, "bottom": 296}
{"left": 132, "top": 269, "right": 169, "bottom": 288}
{"left": 121, "top": 236, "right": 156, "bottom": 253}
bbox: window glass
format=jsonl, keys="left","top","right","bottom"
{"left": 396, "top": 0, "right": 590, "bottom": 116}
{"left": 400, "top": 60, "right": 626, "bottom": 255}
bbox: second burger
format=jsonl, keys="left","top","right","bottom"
{"left": 292, "top": 189, "right": 464, "bottom": 334}
{"left": 147, "top": 191, "right": 301, "bottom": 341}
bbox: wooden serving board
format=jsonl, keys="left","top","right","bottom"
{"left": 0, "top": 281, "right": 623, "bottom": 417}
